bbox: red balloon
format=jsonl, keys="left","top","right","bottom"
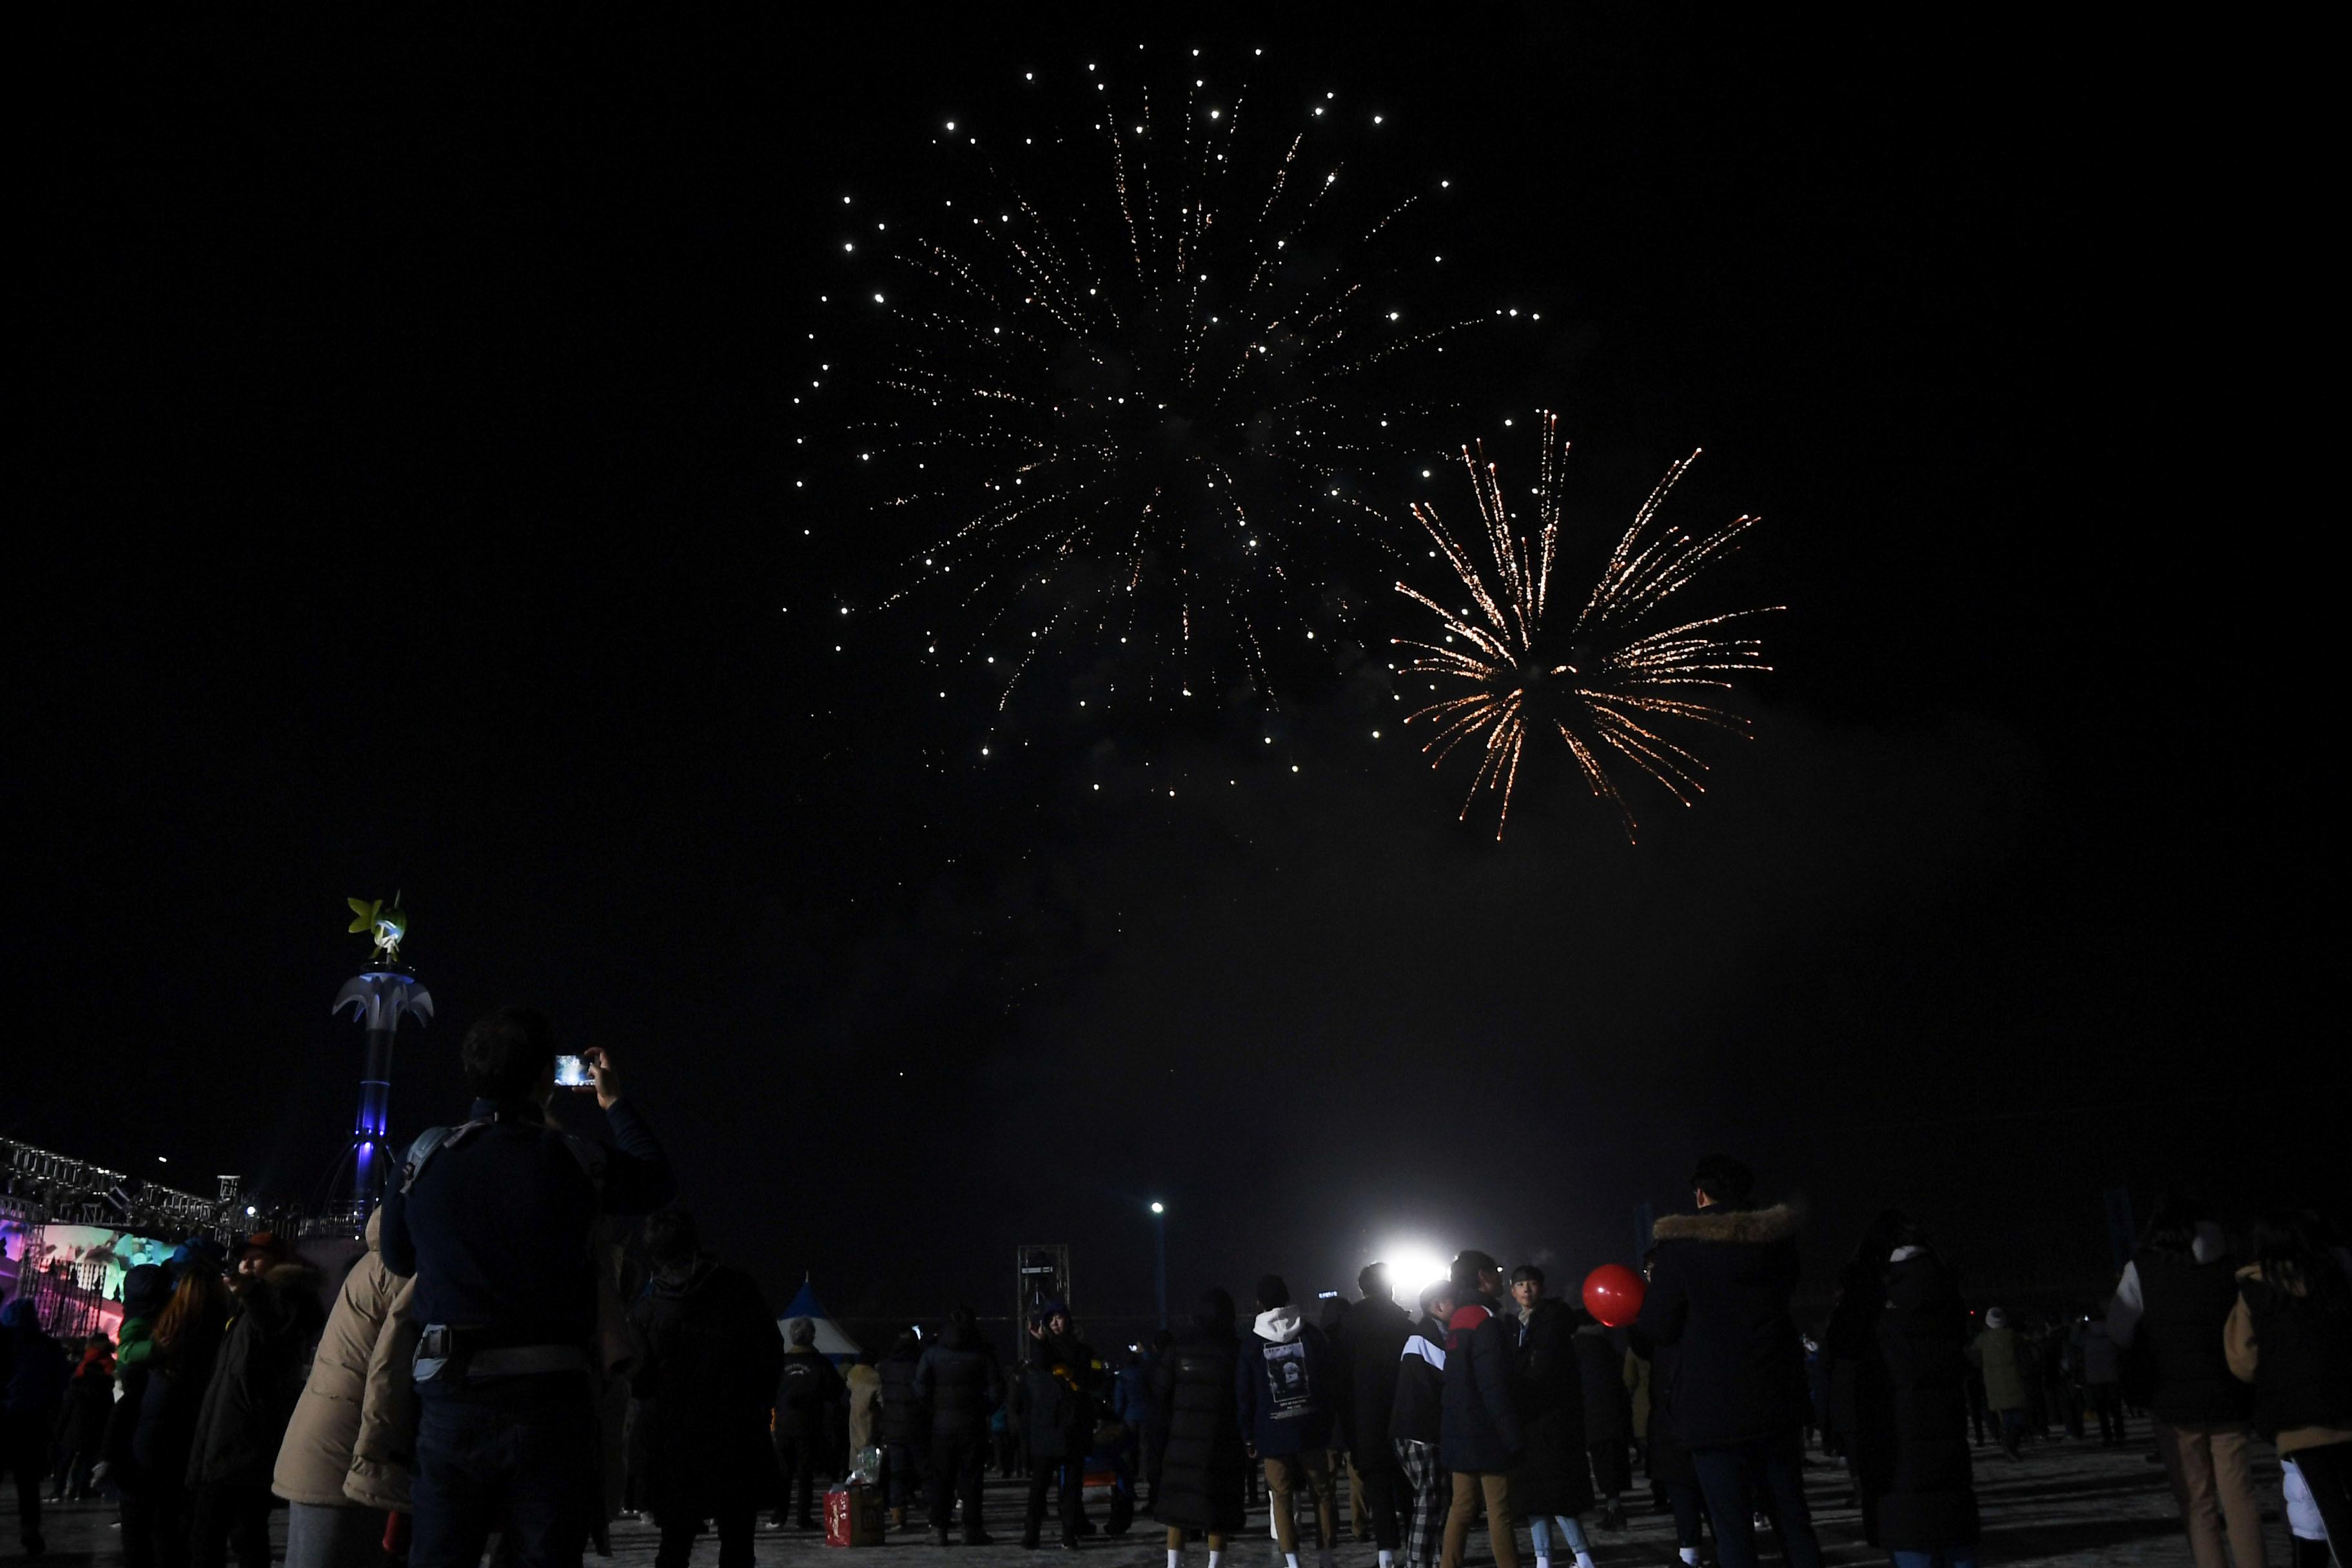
{"left": 1582, "top": 1263, "right": 1646, "bottom": 1328}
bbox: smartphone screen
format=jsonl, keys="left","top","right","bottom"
{"left": 553, "top": 1054, "right": 593, "bottom": 1088}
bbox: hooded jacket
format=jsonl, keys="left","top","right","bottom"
{"left": 272, "top": 1208, "right": 420, "bottom": 1511}
{"left": 189, "top": 1258, "right": 329, "bottom": 1489}
{"left": 1235, "top": 1304, "right": 1339, "bottom": 1455}
{"left": 1439, "top": 1294, "right": 1522, "bottom": 1474}
{"left": 1634, "top": 1202, "right": 1809, "bottom": 1447}
{"left": 1017, "top": 1329, "right": 1099, "bottom": 1459}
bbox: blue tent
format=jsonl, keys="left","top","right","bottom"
{"left": 778, "top": 1276, "right": 861, "bottom": 1363}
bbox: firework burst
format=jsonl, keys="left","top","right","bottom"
{"left": 1394, "top": 413, "right": 1775, "bottom": 839}
{"left": 823, "top": 55, "right": 1516, "bottom": 723}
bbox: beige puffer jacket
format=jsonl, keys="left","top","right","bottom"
{"left": 271, "top": 1208, "right": 420, "bottom": 1511}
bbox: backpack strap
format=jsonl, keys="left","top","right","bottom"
{"left": 398, "top": 1119, "right": 490, "bottom": 1195}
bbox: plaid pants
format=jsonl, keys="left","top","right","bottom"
{"left": 1394, "top": 1438, "right": 1447, "bottom": 1568}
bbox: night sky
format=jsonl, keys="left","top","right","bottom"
{"left": 21, "top": 10, "right": 2317, "bottom": 1328}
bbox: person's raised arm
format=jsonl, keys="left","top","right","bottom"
{"left": 573, "top": 1048, "right": 676, "bottom": 1214}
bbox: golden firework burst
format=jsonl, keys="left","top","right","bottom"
{"left": 1394, "top": 413, "right": 1776, "bottom": 838}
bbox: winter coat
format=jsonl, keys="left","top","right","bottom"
{"left": 1966, "top": 1327, "right": 2028, "bottom": 1413}
{"left": 628, "top": 1260, "right": 781, "bottom": 1524}
{"left": 272, "top": 1210, "right": 420, "bottom": 1511}
{"left": 1235, "top": 1305, "right": 1340, "bottom": 1456}
{"left": 2118, "top": 1251, "right": 2253, "bottom": 1427}
{"left": 1334, "top": 1293, "right": 1413, "bottom": 1466}
{"left": 1573, "top": 1318, "right": 1632, "bottom": 1444}
{"left": 0, "top": 1302, "right": 70, "bottom": 1418}
{"left": 1638, "top": 1338, "right": 1695, "bottom": 1485}
{"left": 1876, "top": 1252, "right": 1980, "bottom": 1549}
{"left": 55, "top": 1346, "right": 117, "bottom": 1458}
{"left": 1439, "top": 1294, "right": 1523, "bottom": 1475}
{"left": 116, "top": 1295, "right": 229, "bottom": 1502}
{"left": 2226, "top": 1260, "right": 2352, "bottom": 1455}
{"left": 188, "top": 1261, "right": 329, "bottom": 1489}
{"left": 913, "top": 1322, "right": 1004, "bottom": 1440}
{"left": 1017, "top": 1331, "right": 1099, "bottom": 1460}
{"left": 1635, "top": 1202, "right": 1810, "bottom": 1448}
{"left": 879, "top": 1340, "right": 928, "bottom": 1446}
{"left": 1112, "top": 1362, "right": 1156, "bottom": 1431}
{"left": 2072, "top": 1320, "right": 2121, "bottom": 1385}
{"left": 845, "top": 1364, "right": 881, "bottom": 1454}
{"left": 1389, "top": 1314, "right": 1447, "bottom": 1448}
{"left": 1847, "top": 1250, "right": 1979, "bottom": 1551}
{"left": 774, "top": 1344, "right": 847, "bottom": 1441}
{"left": 1151, "top": 1321, "right": 1248, "bottom": 1534}
{"left": 1511, "top": 1298, "right": 1592, "bottom": 1514}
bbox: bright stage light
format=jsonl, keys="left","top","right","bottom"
{"left": 1380, "top": 1246, "right": 1451, "bottom": 1298}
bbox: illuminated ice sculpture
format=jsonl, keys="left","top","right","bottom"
{"left": 333, "top": 895, "right": 431, "bottom": 1204}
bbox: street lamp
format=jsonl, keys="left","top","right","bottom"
{"left": 1149, "top": 1202, "right": 1168, "bottom": 1328}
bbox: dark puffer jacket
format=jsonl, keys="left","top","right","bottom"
{"left": 1152, "top": 1317, "right": 1248, "bottom": 1533}
{"left": 186, "top": 1262, "right": 328, "bottom": 1489}
{"left": 631, "top": 1261, "right": 782, "bottom": 1524}
{"left": 1335, "top": 1293, "right": 1413, "bottom": 1468}
{"left": 2133, "top": 1253, "right": 2254, "bottom": 1426}
{"left": 1851, "top": 1250, "right": 1981, "bottom": 1550}
{"left": 913, "top": 1318, "right": 1004, "bottom": 1439}
{"left": 878, "top": 1337, "right": 928, "bottom": 1446}
{"left": 1511, "top": 1298, "right": 1591, "bottom": 1515}
{"left": 1438, "top": 1296, "right": 1522, "bottom": 1474}
{"left": 1635, "top": 1203, "right": 1809, "bottom": 1447}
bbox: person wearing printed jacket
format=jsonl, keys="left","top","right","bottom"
{"left": 1235, "top": 1275, "right": 1342, "bottom": 1568}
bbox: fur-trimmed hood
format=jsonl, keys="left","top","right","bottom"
{"left": 1651, "top": 1202, "right": 1802, "bottom": 1246}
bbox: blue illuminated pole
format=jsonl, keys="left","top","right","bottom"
{"left": 1150, "top": 1201, "right": 1168, "bottom": 1329}
{"left": 333, "top": 968, "right": 433, "bottom": 1205}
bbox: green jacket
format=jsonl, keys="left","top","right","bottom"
{"left": 1968, "top": 1326, "right": 2028, "bottom": 1411}
{"left": 116, "top": 1317, "right": 157, "bottom": 1375}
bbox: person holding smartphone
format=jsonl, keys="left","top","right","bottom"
{"left": 380, "top": 1008, "right": 674, "bottom": 1568}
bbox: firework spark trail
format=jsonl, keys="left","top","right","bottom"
{"left": 1393, "top": 413, "right": 1777, "bottom": 839}
{"left": 826, "top": 54, "right": 1513, "bottom": 727}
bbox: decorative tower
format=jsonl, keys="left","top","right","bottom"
{"left": 333, "top": 894, "right": 432, "bottom": 1206}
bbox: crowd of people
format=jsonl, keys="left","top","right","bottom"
{"left": 4, "top": 1012, "right": 2349, "bottom": 1568}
